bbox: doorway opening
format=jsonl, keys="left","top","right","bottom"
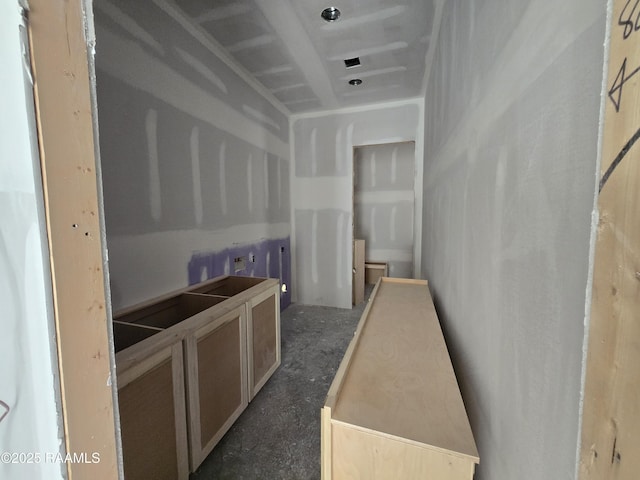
{"left": 352, "top": 141, "right": 416, "bottom": 304}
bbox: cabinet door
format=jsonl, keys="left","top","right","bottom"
{"left": 185, "top": 305, "right": 248, "bottom": 471}
{"left": 247, "top": 284, "right": 281, "bottom": 399}
{"left": 117, "top": 342, "right": 189, "bottom": 480}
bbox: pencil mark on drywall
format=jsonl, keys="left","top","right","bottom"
{"left": 145, "top": 109, "right": 162, "bottom": 221}
{"left": 600, "top": 126, "right": 640, "bottom": 193}
{"left": 618, "top": 0, "right": 640, "bottom": 39}
{"left": 190, "top": 126, "right": 203, "bottom": 225}
{"left": 175, "top": 46, "right": 227, "bottom": 94}
{"left": 219, "top": 142, "right": 228, "bottom": 215}
{"left": 608, "top": 57, "right": 640, "bottom": 112}
{"left": 0, "top": 400, "right": 9, "bottom": 423}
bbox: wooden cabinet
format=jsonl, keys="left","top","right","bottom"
{"left": 114, "top": 325, "right": 189, "bottom": 480}
{"left": 112, "top": 276, "right": 281, "bottom": 477}
{"left": 247, "top": 286, "right": 281, "bottom": 399}
{"left": 322, "top": 277, "right": 479, "bottom": 480}
{"left": 185, "top": 305, "right": 248, "bottom": 470}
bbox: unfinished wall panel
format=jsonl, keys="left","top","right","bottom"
{"left": 354, "top": 142, "right": 415, "bottom": 278}
{"left": 421, "top": 1, "right": 606, "bottom": 479}
{"left": 292, "top": 102, "right": 421, "bottom": 308}
{"left": 94, "top": 0, "right": 291, "bottom": 310}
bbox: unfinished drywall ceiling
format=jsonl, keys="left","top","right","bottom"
{"left": 354, "top": 142, "right": 415, "bottom": 277}
{"left": 0, "top": 3, "right": 63, "bottom": 478}
{"left": 94, "top": 0, "right": 292, "bottom": 310}
{"left": 170, "top": 0, "right": 435, "bottom": 112}
{"left": 292, "top": 101, "right": 422, "bottom": 308}
{"left": 420, "top": 1, "right": 606, "bottom": 479}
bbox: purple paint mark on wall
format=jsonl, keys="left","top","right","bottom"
{"left": 188, "top": 236, "right": 292, "bottom": 309}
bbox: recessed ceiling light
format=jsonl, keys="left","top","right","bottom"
{"left": 349, "top": 78, "right": 362, "bottom": 86}
{"left": 321, "top": 7, "right": 341, "bottom": 22}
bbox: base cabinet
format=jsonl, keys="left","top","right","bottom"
{"left": 113, "top": 276, "right": 281, "bottom": 477}
{"left": 116, "top": 338, "right": 189, "bottom": 480}
{"left": 185, "top": 306, "right": 248, "bottom": 470}
{"left": 322, "top": 277, "right": 479, "bottom": 480}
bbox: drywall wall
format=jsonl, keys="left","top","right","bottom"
{"left": 421, "top": 1, "right": 606, "bottom": 479}
{"left": 354, "top": 142, "right": 415, "bottom": 278}
{"left": 94, "top": 0, "right": 291, "bottom": 310}
{"left": 292, "top": 100, "right": 422, "bottom": 308}
{"left": 0, "top": 3, "right": 63, "bottom": 478}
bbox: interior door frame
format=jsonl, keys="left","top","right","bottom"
{"left": 28, "top": 0, "right": 121, "bottom": 477}
{"left": 351, "top": 140, "right": 421, "bottom": 305}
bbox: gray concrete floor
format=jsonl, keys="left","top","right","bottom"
{"left": 191, "top": 289, "right": 372, "bottom": 480}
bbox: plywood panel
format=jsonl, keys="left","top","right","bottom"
{"left": 119, "top": 360, "right": 178, "bottom": 480}
{"left": 332, "top": 423, "right": 475, "bottom": 480}
{"left": 352, "top": 239, "right": 365, "bottom": 305}
{"left": 334, "top": 279, "right": 478, "bottom": 460}
{"left": 580, "top": 0, "right": 640, "bottom": 477}
{"left": 248, "top": 285, "right": 281, "bottom": 398}
{"left": 365, "top": 262, "right": 388, "bottom": 285}
{"left": 197, "top": 317, "right": 243, "bottom": 445}
{"left": 27, "top": 1, "right": 118, "bottom": 476}
{"left": 186, "top": 305, "right": 248, "bottom": 470}
{"left": 252, "top": 296, "right": 277, "bottom": 385}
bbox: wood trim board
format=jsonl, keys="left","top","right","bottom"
{"left": 322, "top": 277, "right": 478, "bottom": 479}
{"left": 579, "top": 0, "right": 640, "bottom": 477}
{"left": 27, "top": 1, "right": 119, "bottom": 477}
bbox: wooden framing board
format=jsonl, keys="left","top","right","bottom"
{"left": 352, "top": 239, "right": 365, "bottom": 305}
{"left": 322, "top": 277, "right": 478, "bottom": 480}
{"left": 184, "top": 305, "right": 248, "bottom": 471}
{"left": 246, "top": 282, "right": 282, "bottom": 399}
{"left": 117, "top": 342, "right": 189, "bottom": 480}
{"left": 27, "top": 1, "right": 119, "bottom": 477}
{"left": 579, "top": 1, "right": 640, "bottom": 478}
{"left": 365, "top": 262, "right": 388, "bottom": 285}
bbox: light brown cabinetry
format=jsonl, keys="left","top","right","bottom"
{"left": 112, "top": 276, "right": 281, "bottom": 478}
{"left": 322, "top": 277, "right": 479, "bottom": 479}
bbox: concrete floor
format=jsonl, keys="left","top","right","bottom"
{"left": 191, "top": 289, "right": 372, "bottom": 479}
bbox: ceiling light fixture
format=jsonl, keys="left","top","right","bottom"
{"left": 321, "top": 7, "right": 341, "bottom": 22}
{"left": 349, "top": 78, "right": 362, "bottom": 86}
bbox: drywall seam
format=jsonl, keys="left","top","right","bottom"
{"left": 293, "top": 178, "right": 353, "bottom": 210}
{"left": 151, "top": 0, "right": 290, "bottom": 117}
{"left": 254, "top": 0, "right": 338, "bottom": 109}
{"left": 574, "top": 1, "right": 614, "bottom": 477}
{"left": 289, "top": 117, "right": 298, "bottom": 303}
{"left": 420, "top": 0, "right": 445, "bottom": 98}
{"left": 424, "top": 1, "right": 605, "bottom": 189}
{"left": 290, "top": 96, "right": 423, "bottom": 121}
{"left": 95, "top": 0, "right": 165, "bottom": 55}
{"left": 96, "top": 24, "right": 289, "bottom": 158}
{"left": 413, "top": 101, "right": 425, "bottom": 279}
